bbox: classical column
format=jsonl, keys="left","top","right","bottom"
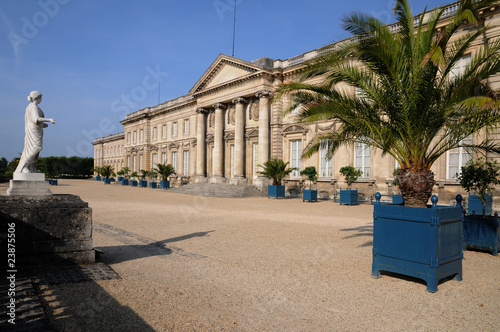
{"left": 230, "top": 97, "right": 247, "bottom": 185}
{"left": 195, "top": 108, "right": 208, "bottom": 183}
{"left": 211, "top": 103, "right": 226, "bottom": 183}
{"left": 254, "top": 90, "right": 272, "bottom": 189}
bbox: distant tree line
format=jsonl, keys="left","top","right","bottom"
{"left": 0, "top": 156, "right": 94, "bottom": 182}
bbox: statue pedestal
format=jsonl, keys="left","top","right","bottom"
{"left": 7, "top": 172, "right": 52, "bottom": 196}
{"left": 0, "top": 194, "right": 94, "bottom": 265}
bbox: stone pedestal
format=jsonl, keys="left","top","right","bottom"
{"left": 0, "top": 194, "right": 94, "bottom": 265}
{"left": 7, "top": 172, "right": 52, "bottom": 196}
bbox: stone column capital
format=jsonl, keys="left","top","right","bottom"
{"left": 256, "top": 90, "right": 272, "bottom": 98}
{"left": 232, "top": 97, "right": 247, "bottom": 105}
{"left": 213, "top": 103, "right": 226, "bottom": 110}
{"left": 196, "top": 107, "right": 209, "bottom": 114}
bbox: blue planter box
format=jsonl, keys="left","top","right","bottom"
{"left": 130, "top": 180, "right": 138, "bottom": 187}
{"left": 468, "top": 193, "right": 492, "bottom": 216}
{"left": 160, "top": 180, "right": 170, "bottom": 189}
{"left": 103, "top": 178, "right": 112, "bottom": 184}
{"left": 463, "top": 213, "right": 499, "bottom": 256}
{"left": 48, "top": 179, "right": 58, "bottom": 186}
{"left": 109, "top": 177, "right": 115, "bottom": 182}
{"left": 149, "top": 182, "right": 157, "bottom": 189}
{"left": 268, "top": 185, "right": 285, "bottom": 199}
{"left": 372, "top": 193, "right": 463, "bottom": 292}
{"left": 340, "top": 189, "right": 358, "bottom": 205}
{"left": 121, "top": 179, "right": 129, "bottom": 186}
{"left": 117, "top": 176, "right": 124, "bottom": 182}
{"left": 303, "top": 189, "right": 318, "bottom": 202}
{"left": 139, "top": 180, "right": 148, "bottom": 188}
{"left": 95, "top": 176, "right": 102, "bottom": 181}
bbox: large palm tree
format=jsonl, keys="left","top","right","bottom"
{"left": 275, "top": 0, "right": 500, "bottom": 207}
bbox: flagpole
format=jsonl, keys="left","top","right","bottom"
{"left": 232, "top": 0, "right": 236, "bottom": 56}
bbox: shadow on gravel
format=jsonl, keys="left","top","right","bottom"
{"left": 0, "top": 214, "right": 155, "bottom": 332}
{"left": 340, "top": 224, "right": 374, "bottom": 247}
{"left": 95, "top": 225, "right": 214, "bottom": 264}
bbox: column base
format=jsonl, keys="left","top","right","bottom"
{"left": 229, "top": 176, "right": 248, "bottom": 185}
{"left": 210, "top": 176, "right": 226, "bottom": 184}
{"left": 253, "top": 176, "right": 271, "bottom": 191}
{"left": 194, "top": 175, "right": 208, "bottom": 183}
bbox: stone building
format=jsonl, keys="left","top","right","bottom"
{"left": 94, "top": 1, "right": 500, "bottom": 200}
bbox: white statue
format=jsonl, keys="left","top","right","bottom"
{"left": 14, "top": 91, "right": 55, "bottom": 174}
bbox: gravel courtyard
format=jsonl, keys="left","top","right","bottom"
{"left": 3, "top": 179, "right": 500, "bottom": 331}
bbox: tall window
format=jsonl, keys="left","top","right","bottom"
{"left": 252, "top": 143, "right": 259, "bottom": 179}
{"left": 290, "top": 140, "right": 302, "bottom": 178}
{"left": 133, "top": 131, "right": 137, "bottom": 143}
{"left": 172, "top": 122, "right": 178, "bottom": 137}
{"left": 152, "top": 153, "right": 157, "bottom": 169}
{"left": 183, "top": 150, "right": 189, "bottom": 175}
{"left": 162, "top": 125, "right": 167, "bottom": 138}
{"left": 172, "top": 151, "right": 178, "bottom": 172}
{"left": 230, "top": 145, "right": 235, "bottom": 178}
{"left": 127, "top": 156, "right": 130, "bottom": 169}
{"left": 152, "top": 127, "right": 157, "bottom": 141}
{"left": 355, "top": 142, "right": 370, "bottom": 177}
{"left": 184, "top": 119, "right": 190, "bottom": 135}
{"left": 139, "top": 155, "right": 143, "bottom": 171}
{"left": 320, "top": 140, "right": 333, "bottom": 177}
{"left": 127, "top": 132, "right": 131, "bottom": 144}
{"left": 140, "top": 129, "right": 144, "bottom": 142}
{"left": 447, "top": 136, "right": 473, "bottom": 179}
{"left": 133, "top": 155, "right": 137, "bottom": 171}
{"left": 450, "top": 54, "right": 472, "bottom": 82}
{"left": 162, "top": 152, "right": 167, "bottom": 164}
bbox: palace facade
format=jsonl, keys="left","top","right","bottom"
{"left": 94, "top": 1, "right": 500, "bottom": 200}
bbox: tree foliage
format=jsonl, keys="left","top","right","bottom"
{"left": 274, "top": 0, "right": 500, "bottom": 206}
{"left": 258, "top": 158, "right": 296, "bottom": 186}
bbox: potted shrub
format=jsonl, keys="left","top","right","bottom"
{"left": 116, "top": 169, "right": 124, "bottom": 182}
{"left": 100, "top": 165, "right": 115, "bottom": 184}
{"left": 338, "top": 166, "right": 362, "bottom": 205}
{"left": 93, "top": 166, "right": 102, "bottom": 181}
{"left": 301, "top": 166, "right": 318, "bottom": 202}
{"left": 130, "top": 171, "right": 138, "bottom": 187}
{"left": 458, "top": 159, "right": 500, "bottom": 256}
{"left": 121, "top": 167, "right": 130, "bottom": 185}
{"left": 157, "top": 163, "right": 176, "bottom": 189}
{"left": 273, "top": 0, "right": 500, "bottom": 291}
{"left": 258, "top": 158, "right": 296, "bottom": 199}
{"left": 139, "top": 169, "right": 148, "bottom": 188}
{"left": 148, "top": 169, "right": 158, "bottom": 189}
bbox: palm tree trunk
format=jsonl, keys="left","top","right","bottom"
{"left": 397, "top": 169, "right": 435, "bottom": 207}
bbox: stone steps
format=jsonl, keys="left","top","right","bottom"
{"left": 168, "top": 183, "right": 266, "bottom": 198}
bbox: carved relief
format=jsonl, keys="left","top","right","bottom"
{"left": 227, "top": 106, "right": 236, "bottom": 125}
{"left": 250, "top": 102, "right": 259, "bottom": 121}
{"left": 208, "top": 112, "right": 215, "bottom": 128}
{"left": 224, "top": 131, "right": 235, "bottom": 141}
{"left": 282, "top": 125, "right": 308, "bottom": 134}
{"left": 206, "top": 134, "right": 214, "bottom": 143}
{"left": 245, "top": 128, "right": 259, "bottom": 139}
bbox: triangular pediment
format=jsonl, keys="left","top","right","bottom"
{"left": 189, "top": 54, "right": 271, "bottom": 95}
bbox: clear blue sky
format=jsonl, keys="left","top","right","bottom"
{"left": 0, "top": 0, "right": 446, "bottom": 161}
